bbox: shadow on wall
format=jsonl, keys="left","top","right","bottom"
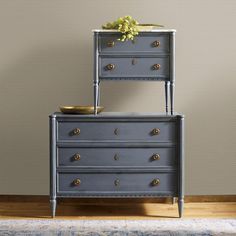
{"left": 182, "top": 73, "right": 236, "bottom": 194}
{"left": 0, "top": 40, "right": 145, "bottom": 194}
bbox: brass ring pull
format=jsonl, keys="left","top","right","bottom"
{"left": 152, "top": 40, "right": 160, "bottom": 47}
{"left": 152, "top": 153, "right": 160, "bottom": 161}
{"left": 114, "top": 179, "right": 120, "bottom": 186}
{"left": 105, "top": 64, "right": 115, "bottom": 70}
{"left": 151, "top": 128, "right": 160, "bottom": 136}
{"left": 73, "top": 178, "right": 81, "bottom": 186}
{"left": 152, "top": 64, "right": 161, "bottom": 70}
{"left": 151, "top": 178, "right": 160, "bottom": 186}
{"left": 114, "top": 154, "right": 119, "bottom": 161}
{"left": 107, "top": 40, "right": 115, "bottom": 47}
{"left": 72, "top": 128, "right": 80, "bottom": 135}
{"left": 73, "top": 153, "right": 81, "bottom": 161}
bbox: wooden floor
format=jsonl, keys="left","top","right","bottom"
{"left": 0, "top": 200, "right": 235, "bottom": 219}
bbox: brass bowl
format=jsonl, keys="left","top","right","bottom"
{"left": 60, "top": 105, "right": 104, "bottom": 114}
{"left": 137, "top": 24, "right": 164, "bottom": 30}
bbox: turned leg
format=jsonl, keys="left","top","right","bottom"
{"left": 170, "top": 82, "right": 175, "bottom": 115}
{"left": 165, "top": 81, "right": 170, "bottom": 114}
{"left": 172, "top": 197, "right": 176, "bottom": 204}
{"left": 97, "top": 81, "right": 100, "bottom": 107}
{"left": 50, "top": 199, "right": 57, "bottom": 218}
{"left": 93, "top": 32, "right": 99, "bottom": 114}
{"left": 50, "top": 117, "right": 57, "bottom": 218}
{"left": 178, "top": 198, "right": 184, "bottom": 218}
{"left": 94, "top": 81, "right": 99, "bottom": 114}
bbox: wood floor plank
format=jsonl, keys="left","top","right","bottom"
{"left": 0, "top": 202, "right": 235, "bottom": 220}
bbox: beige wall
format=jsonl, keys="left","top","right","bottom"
{"left": 0, "top": 0, "right": 235, "bottom": 195}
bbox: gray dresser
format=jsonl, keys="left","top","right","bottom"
{"left": 49, "top": 112, "right": 184, "bottom": 217}
{"left": 93, "top": 29, "right": 176, "bottom": 114}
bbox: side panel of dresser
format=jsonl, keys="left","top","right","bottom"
{"left": 177, "top": 115, "right": 184, "bottom": 217}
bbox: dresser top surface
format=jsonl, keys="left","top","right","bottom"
{"left": 92, "top": 29, "right": 176, "bottom": 33}
{"left": 50, "top": 112, "right": 183, "bottom": 119}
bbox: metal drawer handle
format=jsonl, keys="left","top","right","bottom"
{"left": 152, "top": 64, "right": 161, "bottom": 70}
{"left": 152, "top": 40, "right": 160, "bottom": 47}
{"left": 114, "top": 179, "right": 120, "bottom": 186}
{"left": 107, "top": 40, "right": 115, "bottom": 47}
{"left": 151, "top": 128, "right": 160, "bottom": 136}
{"left": 73, "top": 153, "right": 81, "bottom": 161}
{"left": 152, "top": 153, "right": 160, "bottom": 161}
{"left": 151, "top": 178, "right": 160, "bottom": 186}
{"left": 73, "top": 178, "right": 81, "bottom": 186}
{"left": 114, "top": 154, "right": 119, "bottom": 161}
{"left": 114, "top": 128, "right": 119, "bottom": 135}
{"left": 72, "top": 128, "right": 80, "bottom": 135}
{"left": 105, "top": 63, "right": 115, "bottom": 70}
{"left": 132, "top": 58, "right": 137, "bottom": 65}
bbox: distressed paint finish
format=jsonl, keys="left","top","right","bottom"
{"left": 49, "top": 112, "right": 184, "bottom": 217}
{"left": 93, "top": 30, "right": 176, "bottom": 114}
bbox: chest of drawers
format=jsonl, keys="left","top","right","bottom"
{"left": 93, "top": 30, "right": 176, "bottom": 114}
{"left": 49, "top": 112, "right": 184, "bottom": 217}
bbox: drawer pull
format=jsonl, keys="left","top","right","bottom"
{"left": 152, "top": 153, "right": 160, "bottom": 161}
{"left": 73, "top": 153, "right": 81, "bottom": 161}
{"left": 151, "top": 128, "right": 160, "bottom": 136}
{"left": 73, "top": 179, "right": 81, "bottom": 186}
{"left": 152, "top": 40, "right": 160, "bottom": 47}
{"left": 132, "top": 58, "right": 137, "bottom": 65}
{"left": 105, "top": 63, "right": 115, "bottom": 70}
{"left": 72, "top": 128, "right": 80, "bottom": 135}
{"left": 151, "top": 178, "right": 160, "bottom": 186}
{"left": 152, "top": 64, "right": 161, "bottom": 70}
{"left": 114, "top": 128, "right": 119, "bottom": 135}
{"left": 114, "top": 154, "right": 119, "bottom": 161}
{"left": 114, "top": 179, "right": 120, "bottom": 186}
{"left": 107, "top": 40, "right": 115, "bottom": 47}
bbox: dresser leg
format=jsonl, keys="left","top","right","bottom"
{"left": 97, "top": 81, "right": 100, "bottom": 106}
{"left": 50, "top": 199, "right": 57, "bottom": 218}
{"left": 93, "top": 81, "right": 99, "bottom": 114}
{"left": 165, "top": 81, "right": 170, "bottom": 114}
{"left": 178, "top": 198, "right": 184, "bottom": 218}
{"left": 170, "top": 82, "right": 175, "bottom": 115}
{"left": 172, "top": 197, "right": 176, "bottom": 204}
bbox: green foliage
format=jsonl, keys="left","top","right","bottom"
{"left": 102, "top": 15, "right": 139, "bottom": 42}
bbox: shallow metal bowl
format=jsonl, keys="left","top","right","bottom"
{"left": 60, "top": 105, "right": 104, "bottom": 114}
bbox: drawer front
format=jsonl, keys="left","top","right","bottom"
{"left": 99, "top": 56, "right": 169, "bottom": 79}
{"left": 58, "top": 172, "right": 177, "bottom": 194}
{"left": 58, "top": 147, "right": 176, "bottom": 167}
{"left": 57, "top": 122, "right": 176, "bottom": 142}
{"left": 99, "top": 33, "right": 170, "bottom": 53}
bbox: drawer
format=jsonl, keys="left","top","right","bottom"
{"left": 57, "top": 172, "right": 177, "bottom": 195}
{"left": 99, "top": 33, "right": 170, "bottom": 54}
{"left": 57, "top": 122, "right": 176, "bottom": 142}
{"left": 99, "top": 56, "right": 169, "bottom": 80}
{"left": 58, "top": 147, "right": 176, "bottom": 168}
